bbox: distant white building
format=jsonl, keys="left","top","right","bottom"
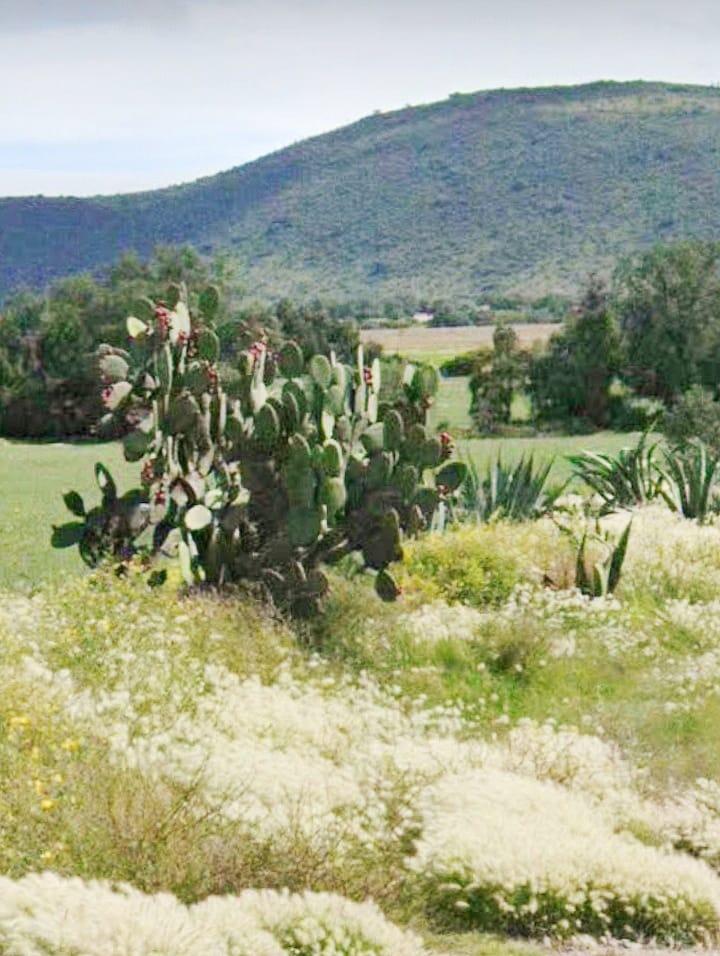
{"left": 411, "top": 311, "right": 433, "bottom": 324}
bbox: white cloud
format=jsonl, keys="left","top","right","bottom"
{"left": 1, "top": 0, "right": 719, "bottom": 195}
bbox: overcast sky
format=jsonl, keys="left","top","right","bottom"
{"left": 2, "top": 0, "right": 720, "bottom": 197}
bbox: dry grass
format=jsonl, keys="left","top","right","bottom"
{"left": 360, "top": 324, "right": 558, "bottom": 363}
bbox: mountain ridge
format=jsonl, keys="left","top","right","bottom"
{"left": 3, "top": 79, "right": 720, "bottom": 303}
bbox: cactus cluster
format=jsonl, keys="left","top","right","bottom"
{"left": 51, "top": 464, "right": 150, "bottom": 567}
{"left": 53, "top": 285, "right": 466, "bottom": 616}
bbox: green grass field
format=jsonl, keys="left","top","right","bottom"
{"left": 0, "top": 440, "right": 137, "bottom": 592}
{"left": 431, "top": 375, "right": 646, "bottom": 483}
{"left": 0, "top": 424, "right": 645, "bottom": 591}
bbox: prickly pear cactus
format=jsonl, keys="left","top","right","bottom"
{"left": 53, "top": 285, "right": 467, "bottom": 617}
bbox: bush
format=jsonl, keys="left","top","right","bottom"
{"left": 398, "top": 526, "right": 522, "bottom": 608}
{"left": 664, "top": 386, "right": 720, "bottom": 454}
{"left": 439, "top": 349, "right": 487, "bottom": 377}
{"left": 609, "top": 393, "right": 665, "bottom": 432}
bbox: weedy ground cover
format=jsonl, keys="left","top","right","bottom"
{"left": 3, "top": 505, "right": 720, "bottom": 951}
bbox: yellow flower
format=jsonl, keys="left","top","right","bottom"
{"left": 61, "top": 738, "right": 80, "bottom": 753}
{"left": 9, "top": 715, "right": 29, "bottom": 728}
{"left": 33, "top": 779, "right": 45, "bottom": 796}
{"left": 40, "top": 799, "right": 55, "bottom": 812}
{"left": 40, "top": 850, "right": 54, "bottom": 864}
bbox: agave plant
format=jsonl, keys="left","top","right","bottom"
{"left": 568, "top": 430, "right": 662, "bottom": 513}
{"left": 574, "top": 519, "right": 632, "bottom": 598}
{"left": 659, "top": 440, "right": 720, "bottom": 521}
{"left": 460, "top": 455, "right": 564, "bottom": 523}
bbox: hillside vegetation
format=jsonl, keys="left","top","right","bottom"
{"left": 4, "top": 81, "right": 720, "bottom": 303}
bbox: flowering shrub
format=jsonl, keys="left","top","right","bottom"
{"left": 602, "top": 504, "right": 720, "bottom": 601}
{"left": 398, "top": 526, "right": 524, "bottom": 608}
{"left": 0, "top": 875, "right": 425, "bottom": 955}
{"left": 4, "top": 562, "right": 720, "bottom": 945}
{"left": 411, "top": 769, "right": 720, "bottom": 944}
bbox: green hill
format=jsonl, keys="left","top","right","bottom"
{"left": 4, "top": 80, "right": 720, "bottom": 303}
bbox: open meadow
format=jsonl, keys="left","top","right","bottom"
{"left": 360, "top": 323, "right": 559, "bottom": 367}
{"left": 5, "top": 458, "right": 720, "bottom": 953}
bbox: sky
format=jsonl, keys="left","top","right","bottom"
{"left": 2, "top": 0, "right": 720, "bottom": 197}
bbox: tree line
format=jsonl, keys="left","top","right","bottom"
{"left": 0, "top": 247, "right": 362, "bottom": 438}
{"left": 463, "top": 241, "right": 720, "bottom": 440}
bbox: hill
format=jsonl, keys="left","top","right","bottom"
{"left": 3, "top": 80, "right": 720, "bottom": 303}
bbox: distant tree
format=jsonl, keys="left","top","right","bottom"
{"left": 469, "top": 322, "right": 527, "bottom": 432}
{"left": 614, "top": 241, "right": 720, "bottom": 401}
{"left": 529, "top": 277, "right": 623, "bottom": 428}
{"left": 0, "top": 246, "right": 226, "bottom": 438}
{"left": 275, "top": 299, "right": 359, "bottom": 362}
{"left": 664, "top": 385, "right": 720, "bottom": 453}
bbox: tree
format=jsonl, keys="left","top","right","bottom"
{"left": 663, "top": 385, "right": 720, "bottom": 454}
{"left": 529, "top": 277, "right": 622, "bottom": 428}
{"left": 469, "top": 322, "right": 527, "bottom": 432}
{"left": 614, "top": 241, "right": 720, "bottom": 402}
{"left": 0, "top": 246, "right": 225, "bottom": 438}
{"left": 275, "top": 300, "right": 359, "bottom": 362}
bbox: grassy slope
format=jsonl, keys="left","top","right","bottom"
{"left": 4, "top": 81, "right": 720, "bottom": 302}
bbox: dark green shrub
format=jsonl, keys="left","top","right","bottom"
{"left": 439, "top": 349, "right": 488, "bottom": 377}
{"left": 0, "top": 377, "right": 103, "bottom": 439}
{"left": 608, "top": 393, "right": 665, "bottom": 432}
{"left": 664, "top": 386, "right": 720, "bottom": 454}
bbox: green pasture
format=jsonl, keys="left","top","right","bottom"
{"left": 0, "top": 342, "right": 643, "bottom": 592}
{"left": 1, "top": 425, "right": 646, "bottom": 591}
{"left": 0, "top": 440, "right": 137, "bottom": 592}
{"left": 431, "top": 375, "right": 646, "bottom": 483}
